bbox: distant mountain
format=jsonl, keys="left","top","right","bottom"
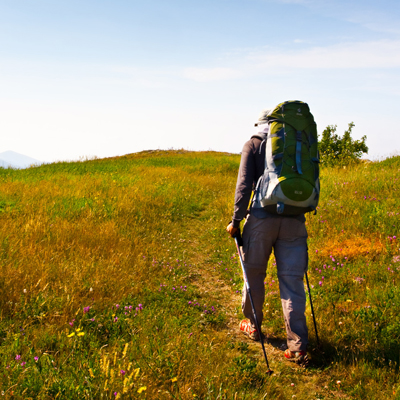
{"left": 0, "top": 151, "right": 42, "bottom": 169}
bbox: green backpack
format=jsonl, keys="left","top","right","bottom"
{"left": 254, "top": 100, "right": 320, "bottom": 215}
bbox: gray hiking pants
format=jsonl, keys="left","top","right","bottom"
{"left": 241, "top": 213, "right": 308, "bottom": 352}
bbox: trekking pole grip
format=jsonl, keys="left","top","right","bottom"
{"left": 232, "top": 228, "right": 243, "bottom": 247}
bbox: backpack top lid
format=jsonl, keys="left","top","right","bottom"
{"left": 267, "top": 100, "right": 315, "bottom": 132}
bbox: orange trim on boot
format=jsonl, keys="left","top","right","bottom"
{"left": 239, "top": 319, "right": 260, "bottom": 341}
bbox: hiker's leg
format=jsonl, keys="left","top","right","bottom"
{"left": 275, "top": 218, "right": 308, "bottom": 352}
{"left": 241, "top": 214, "right": 278, "bottom": 328}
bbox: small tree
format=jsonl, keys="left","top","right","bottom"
{"left": 319, "top": 122, "right": 368, "bottom": 167}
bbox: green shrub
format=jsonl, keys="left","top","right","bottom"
{"left": 319, "top": 122, "right": 368, "bottom": 167}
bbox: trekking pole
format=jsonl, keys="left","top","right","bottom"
{"left": 233, "top": 230, "right": 273, "bottom": 375}
{"left": 305, "top": 271, "right": 320, "bottom": 347}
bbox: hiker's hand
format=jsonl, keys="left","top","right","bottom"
{"left": 226, "top": 223, "right": 238, "bottom": 238}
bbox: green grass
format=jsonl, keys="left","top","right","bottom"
{"left": 0, "top": 151, "right": 399, "bottom": 399}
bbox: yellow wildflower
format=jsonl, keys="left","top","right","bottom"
{"left": 123, "top": 343, "right": 129, "bottom": 358}
{"left": 137, "top": 387, "right": 147, "bottom": 393}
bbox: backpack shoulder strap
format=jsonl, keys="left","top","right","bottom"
{"left": 251, "top": 132, "right": 267, "bottom": 154}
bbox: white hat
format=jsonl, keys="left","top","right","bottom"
{"left": 254, "top": 108, "right": 272, "bottom": 126}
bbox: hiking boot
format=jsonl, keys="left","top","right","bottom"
{"left": 284, "top": 349, "right": 309, "bottom": 366}
{"left": 239, "top": 319, "right": 261, "bottom": 341}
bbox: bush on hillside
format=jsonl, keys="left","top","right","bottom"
{"left": 319, "top": 122, "right": 368, "bottom": 167}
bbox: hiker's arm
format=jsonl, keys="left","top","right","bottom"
{"left": 231, "top": 140, "right": 256, "bottom": 229}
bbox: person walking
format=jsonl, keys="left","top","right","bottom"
{"left": 226, "top": 108, "right": 310, "bottom": 364}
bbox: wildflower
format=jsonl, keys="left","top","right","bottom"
{"left": 15, "top": 355, "right": 21, "bottom": 360}
{"left": 77, "top": 332, "right": 85, "bottom": 337}
{"left": 291, "top": 383, "right": 295, "bottom": 386}
{"left": 115, "top": 304, "right": 119, "bottom": 309}
{"left": 34, "top": 356, "right": 39, "bottom": 362}
{"left": 319, "top": 281, "right": 322, "bottom": 287}
{"left": 21, "top": 362, "right": 26, "bottom": 367}
{"left": 171, "top": 377, "right": 178, "bottom": 382}
{"left": 67, "top": 332, "right": 75, "bottom": 337}
{"left": 120, "top": 370, "right": 126, "bottom": 375}
{"left": 114, "top": 317, "right": 118, "bottom": 322}
{"left": 83, "top": 306, "right": 90, "bottom": 313}
{"left": 137, "top": 387, "right": 147, "bottom": 393}
{"left": 337, "top": 380, "right": 341, "bottom": 385}
{"left": 138, "top": 304, "right": 143, "bottom": 311}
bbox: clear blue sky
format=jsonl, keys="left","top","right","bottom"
{"left": 1, "top": 0, "right": 399, "bottom": 162}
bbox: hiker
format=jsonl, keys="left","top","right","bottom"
{"left": 226, "top": 105, "right": 317, "bottom": 364}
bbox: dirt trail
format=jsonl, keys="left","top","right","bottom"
{"left": 184, "top": 229, "right": 288, "bottom": 369}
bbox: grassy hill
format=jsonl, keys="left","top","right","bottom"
{"left": 0, "top": 151, "right": 399, "bottom": 399}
